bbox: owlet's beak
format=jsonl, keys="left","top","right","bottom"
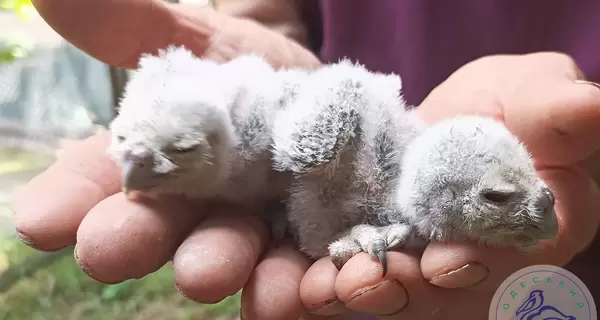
{"left": 121, "top": 146, "right": 155, "bottom": 197}
{"left": 529, "top": 187, "right": 559, "bottom": 241}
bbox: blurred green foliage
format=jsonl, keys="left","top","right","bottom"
{"left": 0, "top": 0, "right": 34, "bottom": 21}
{"left": 0, "top": 147, "right": 55, "bottom": 174}
{"left": 0, "top": 0, "right": 35, "bottom": 62}
{"left": 0, "top": 41, "right": 31, "bottom": 63}
{"left": 0, "top": 237, "right": 241, "bottom": 319}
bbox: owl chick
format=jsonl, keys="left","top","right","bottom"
{"left": 273, "top": 64, "right": 558, "bottom": 276}
{"left": 107, "top": 47, "right": 558, "bottom": 277}
{"left": 106, "top": 46, "right": 300, "bottom": 227}
{"left": 394, "top": 116, "right": 557, "bottom": 249}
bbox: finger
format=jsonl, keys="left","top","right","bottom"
{"left": 575, "top": 80, "right": 600, "bottom": 90}
{"left": 417, "top": 87, "right": 505, "bottom": 124}
{"left": 241, "top": 241, "right": 311, "bottom": 320}
{"left": 13, "top": 132, "right": 120, "bottom": 251}
{"left": 31, "top": 0, "right": 198, "bottom": 68}
{"left": 334, "top": 252, "right": 411, "bottom": 317}
{"left": 173, "top": 211, "right": 269, "bottom": 303}
{"left": 75, "top": 193, "right": 203, "bottom": 283}
{"left": 421, "top": 168, "right": 600, "bottom": 292}
{"left": 32, "top": 0, "right": 321, "bottom": 70}
{"left": 421, "top": 242, "right": 523, "bottom": 292}
{"left": 334, "top": 251, "right": 495, "bottom": 319}
{"left": 504, "top": 79, "right": 600, "bottom": 166}
{"left": 300, "top": 257, "right": 347, "bottom": 316}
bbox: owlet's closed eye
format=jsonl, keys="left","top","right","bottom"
{"left": 173, "top": 146, "right": 197, "bottom": 153}
{"left": 481, "top": 189, "right": 517, "bottom": 205}
{"left": 171, "top": 139, "right": 200, "bottom": 153}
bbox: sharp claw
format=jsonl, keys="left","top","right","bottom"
{"left": 122, "top": 187, "right": 137, "bottom": 200}
{"left": 376, "top": 250, "right": 387, "bottom": 277}
{"left": 331, "top": 256, "right": 345, "bottom": 271}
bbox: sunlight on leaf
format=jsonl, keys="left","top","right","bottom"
{"left": 14, "top": 0, "right": 35, "bottom": 21}
{"left": 0, "top": 0, "right": 35, "bottom": 21}
{"left": 0, "top": 0, "right": 36, "bottom": 63}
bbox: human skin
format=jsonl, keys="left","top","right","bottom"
{"left": 14, "top": 1, "right": 600, "bottom": 319}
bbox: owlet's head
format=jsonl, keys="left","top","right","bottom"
{"left": 394, "top": 116, "right": 557, "bottom": 251}
{"left": 106, "top": 46, "right": 236, "bottom": 198}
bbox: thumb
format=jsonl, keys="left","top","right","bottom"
{"left": 504, "top": 80, "right": 600, "bottom": 167}
{"left": 33, "top": 0, "right": 321, "bottom": 70}
{"left": 32, "top": 0, "right": 184, "bottom": 69}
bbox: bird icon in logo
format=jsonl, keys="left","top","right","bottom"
{"left": 516, "top": 289, "right": 576, "bottom": 320}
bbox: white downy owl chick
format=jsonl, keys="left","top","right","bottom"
{"left": 271, "top": 59, "right": 425, "bottom": 274}
{"left": 107, "top": 48, "right": 558, "bottom": 277}
{"left": 106, "top": 47, "right": 303, "bottom": 228}
{"left": 272, "top": 61, "right": 558, "bottom": 276}
{"left": 393, "top": 116, "right": 558, "bottom": 248}
{"left": 336, "top": 116, "right": 557, "bottom": 276}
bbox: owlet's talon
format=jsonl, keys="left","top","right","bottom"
{"left": 331, "top": 255, "right": 345, "bottom": 271}
{"left": 327, "top": 223, "right": 412, "bottom": 276}
{"left": 376, "top": 250, "right": 388, "bottom": 277}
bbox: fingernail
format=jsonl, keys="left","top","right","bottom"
{"left": 574, "top": 80, "right": 600, "bottom": 89}
{"left": 15, "top": 228, "right": 35, "bottom": 247}
{"left": 73, "top": 245, "right": 97, "bottom": 282}
{"left": 73, "top": 245, "right": 89, "bottom": 275}
{"left": 347, "top": 280, "right": 409, "bottom": 315}
{"left": 309, "top": 298, "right": 344, "bottom": 316}
{"left": 428, "top": 262, "right": 489, "bottom": 288}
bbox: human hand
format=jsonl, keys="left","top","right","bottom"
{"left": 30, "top": 0, "right": 320, "bottom": 69}
{"left": 297, "top": 52, "right": 600, "bottom": 319}
{"left": 14, "top": 1, "right": 325, "bottom": 319}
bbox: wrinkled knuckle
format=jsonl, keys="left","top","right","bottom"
{"left": 533, "top": 51, "right": 571, "bottom": 63}
{"left": 227, "top": 18, "right": 256, "bottom": 48}
{"left": 552, "top": 51, "right": 574, "bottom": 61}
{"left": 526, "top": 51, "right": 585, "bottom": 80}
{"left": 548, "top": 52, "right": 581, "bottom": 74}
{"left": 560, "top": 56, "right": 582, "bottom": 78}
